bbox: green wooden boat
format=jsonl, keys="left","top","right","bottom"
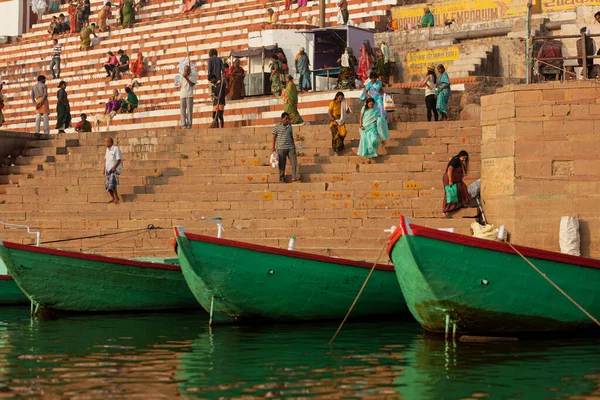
{"left": 0, "top": 275, "right": 29, "bottom": 305}
{"left": 174, "top": 226, "right": 408, "bottom": 323}
{"left": 0, "top": 239, "right": 199, "bottom": 313}
{"left": 388, "top": 215, "right": 600, "bottom": 335}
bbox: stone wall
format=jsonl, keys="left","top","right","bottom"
{"left": 480, "top": 81, "right": 600, "bottom": 257}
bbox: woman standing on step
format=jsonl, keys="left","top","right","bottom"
{"left": 357, "top": 40, "right": 374, "bottom": 83}
{"left": 79, "top": 23, "right": 96, "bottom": 51}
{"left": 228, "top": 59, "right": 245, "bottom": 100}
{"left": 422, "top": 66, "right": 438, "bottom": 122}
{"left": 270, "top": 55, "right": 283, "bottom": 97}
{"left": 121, "top": 0, "right": 135, "bottom": 27}
{"left": 328, "top": 91, "right": 350, "bottom": 153}
{"left": 97, "top": 2, "right": 113, "bottom": 32}
{"left": 358, "top": 98, "right": 380, "bottom": 159}
{"left": 56, "top": 81, "right": 71, "bottom": 134}
{"left": 442, "top": 150, "right": 471, "bottom": 217}
{"left": 68, "top": 0, "right": 78, "bottom": 33}
{"left": 436, "top": 64, "right": 452, "bottom": 121}
{"left": 282, "top": 75, "right": 304, "bottom": 125}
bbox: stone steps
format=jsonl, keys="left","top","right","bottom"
{"left": 0, "top": 0, "right": 395, "bottom": 132}
{"left": 0, "top": 120, "right": 480, "bottom": 262}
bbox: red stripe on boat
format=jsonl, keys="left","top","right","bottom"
{"left": 0, "top": 275, "right": 14, "bottom": 281}
{"left": 183, "top": 232, "right": 395, "bottom": 272}
{"left": 2, "top": 241, "right": 181, "bottom": 271}
{"left": 387, "top": 216, "right": 600, "bottom": 271}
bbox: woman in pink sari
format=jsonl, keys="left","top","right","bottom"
{"left": 357, "top": 40, "right": 374, "bottom": 83}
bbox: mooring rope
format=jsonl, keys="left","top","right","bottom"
{"left": 329, "top": 241, "right": 389, "bottom": 345}
{"left": 80, "top": 230, "right": 149, "bottom": 253}
{"left": 40, "top": 225, "right": 162, "bottom": 245}
{"left": 507, "top": 242, "right": 600, "bottom": 328}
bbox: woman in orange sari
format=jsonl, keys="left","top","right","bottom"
{"left": 67, "top": 0, "right": 78, "bottom": 33}
{"left": 228, "top": 59, "right": 245, "bottom": 100}
{"left": 130, "top": 53, "right": 147, "bottom": 78}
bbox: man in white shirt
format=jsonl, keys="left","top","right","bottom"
{"left": 50, "top": 39, "right": 62, "bottom": 80}
{"left": 104, "top": 137, "right": 122, "bottom": 204}
{"left": 179, "top": 65, "right": 196, "bottom": 129}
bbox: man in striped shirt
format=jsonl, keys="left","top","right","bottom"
{"left": 271, "top": 112, "right": 300, "bottom": 183}
{"left": 50, "top": 39, "right": 61, "bottom": 79}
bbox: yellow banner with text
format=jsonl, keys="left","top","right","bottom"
{"left": 542, "top": 0, "right": 600, "bottom": 12}
{"left": 406, "top": 46, "right": 460, "bottom": 77}
{"left": 392, "top": 0, "right": 533, "bottom": 29}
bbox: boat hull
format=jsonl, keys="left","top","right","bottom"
{"left": 0, "top": 276, "right": 29, "bottom": 305}
{"left": 176, "top": 232, "right": 408, "bottom": 322}
{"left": 389, "top": 218, "right": 600, "bottom": 334}
{"left": 0, "top": 241, "right": 199, "bottom": 313}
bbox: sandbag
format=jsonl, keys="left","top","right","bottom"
{"left": 471, "top": 222, "right": 500, "bottom": 241}
{"left": 559, "top": 216, "right": 580, "bottom": 256}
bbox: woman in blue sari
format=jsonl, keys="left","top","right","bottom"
{"left": 436, "top": 64, "right": 452, "bottom": 120}
{"left": 362, "top": 71, "right": 390, "bottom": 142}
{"left": 363, "top": 71, "right": 387, "bottom": 119}
{"left": 358, "top": 98, "right": 380, "bottom": 159}
{"left": 295, "top": 48, "right": 311, "bottom": 92}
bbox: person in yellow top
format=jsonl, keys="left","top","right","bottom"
{"left": 266, "top": 8, "right": 277, "bottom": 24}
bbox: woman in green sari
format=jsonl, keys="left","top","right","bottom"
{"left": 436, "top": 64, "right": 452, "bottom": 120}
{"left": 79, "top": 23, "right": 96, "bottom": 51}
{"left": 270, "top": 55, "right": 283, "bottom": 96}
{"left": 358, "top": 98, "right": 380, "bottom": 159}
{"left": 56, "top": 81, "right": 71, "bottom": 134}
{"left": 121, "top": 0, "right": 135, "bottom": 27}
{"left": 119, "top": 86, "right": 138, "bottom": 113}
{"left": 282, "top": 75, "right": 303, "bottom": 125}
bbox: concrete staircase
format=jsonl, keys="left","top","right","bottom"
{"left": 0, "top": 122, "right": 480, "bottom": 262}
{"left": 0, "top": 0, "right": 395, "bottom": 133}
{"left": 451, "top": 44, "right": 499, "bottom": 78}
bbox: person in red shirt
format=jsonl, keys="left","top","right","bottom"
{"left": 537, "top": 38, "right": 563, "bottom": 81}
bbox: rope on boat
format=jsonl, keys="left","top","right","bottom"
{"left": 329, "top": 242, "right": 388, "bottom": 346}
{"left": 507, "top": 242, "right": 600, "bottom": 328}
{"left": 80, "top": 230, "right": 150, "bottom": 253}
{"left": 40, "top": 225, "right": 163, "bottom": 245}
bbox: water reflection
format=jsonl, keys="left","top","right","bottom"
{"left": 0, "top": 308, "right": 593, "bottom": 399}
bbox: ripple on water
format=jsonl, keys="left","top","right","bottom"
{"left": 0, "top": 309, "right": 595, "bottom": 399}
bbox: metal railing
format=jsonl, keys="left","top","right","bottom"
{"left": 530, "top": 32, "right": 600, "bottom": 81}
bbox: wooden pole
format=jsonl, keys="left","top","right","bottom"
{"left": 582, "top": 30, "right": 588, "bottom": 79}
{"left": 319, "top": 0, "right": 325, "bottom": 28}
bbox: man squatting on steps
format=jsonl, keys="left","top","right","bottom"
{"left": 104, "top": 137, "right": 122, "bottom": 204}
{"left": 271, "top": 112, "right": 300, "bottom": 183}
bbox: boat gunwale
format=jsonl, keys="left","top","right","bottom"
{"left": 387, "top": 216, "right": 600, "bottom": 271}
{"left": 0, "top": 275, "right": 13, "bottom": 281}
{"left": 182, "top": 232, "right": 394, "bottom": 272}
{"left": 1, "top": 240, "right": 181, "bottom": 271}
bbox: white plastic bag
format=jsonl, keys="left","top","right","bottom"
{"left": 384, "top": 93, "right": 395, "bottom": 111}
{"left": 336, "top": 10, "right": 344, "bottom": 25}
{"left": 559, "top": 216, "right": 580, "bottom": 256}
{"left": 468, "top": 179, "right": 481, "bottom": 198}
{"left": 269, "top": 152, "right": 279, "bottom": 169}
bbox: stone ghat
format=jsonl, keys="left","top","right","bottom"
{"left": 0, "top": 0, "right": 394, "bottom": 132}
{"left": 0, "top": 121, "right": 480, "bottom": 262}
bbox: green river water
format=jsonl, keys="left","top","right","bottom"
{"left": 0, "top": 308, "right": 597, "bottom": 399}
